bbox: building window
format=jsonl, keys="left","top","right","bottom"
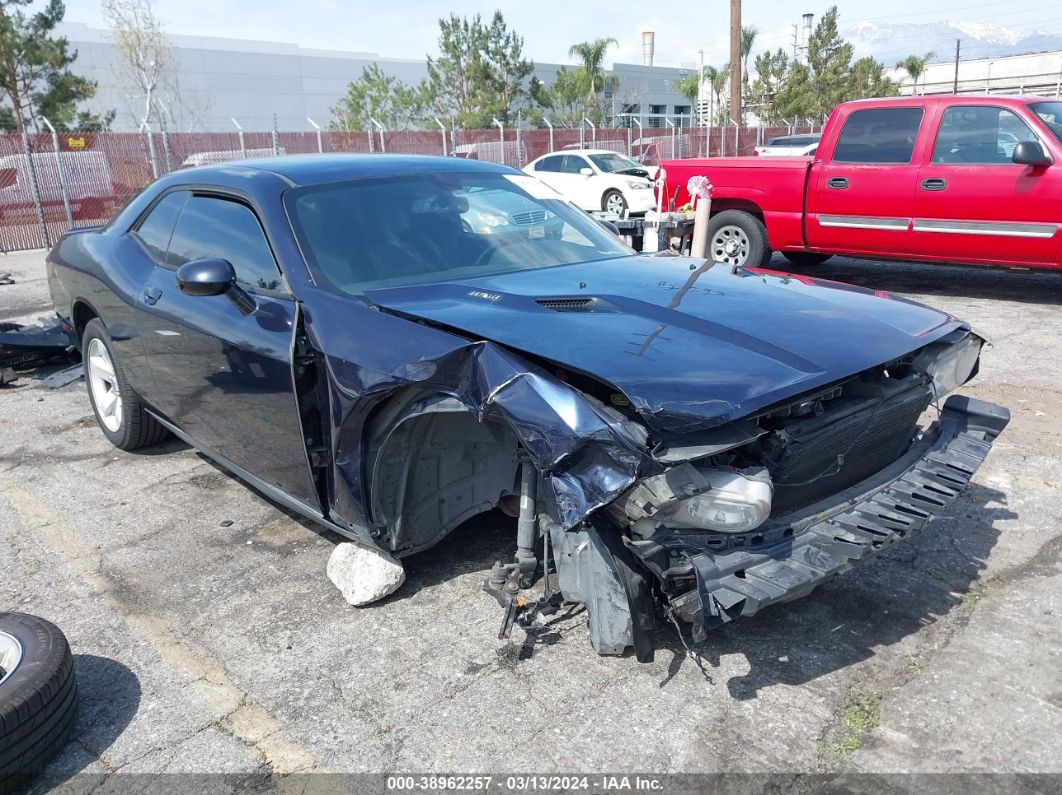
{"left": 649, "top": 104, "right": 666, "bottom": 128}
{"left": 620, "top": 104, "right": 640, "bottom": 128}
{"left": 673, "top": 105, "right": 691, "bottom": 125}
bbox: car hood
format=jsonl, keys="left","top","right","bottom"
{"left": 364, "top": 255, "right": 964, "bottom": 433}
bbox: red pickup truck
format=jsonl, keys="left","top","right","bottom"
{"left": 660, "top": 95, "right": 1062, "bottom": 271}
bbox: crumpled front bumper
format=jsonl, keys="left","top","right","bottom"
{"left": 675, "top": 395, "right": 1009, "bottom": 636}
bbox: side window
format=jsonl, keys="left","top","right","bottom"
{"left": 561, "top": 156, "right": 588, "bottom": 174}
{"left": 132, "top": 191, "right": 188, "bottom": 261}
{"left": 167, "top": 195, "right": 283, "bottom": 291}
{"left": 931, "top": 106, "right": 1038, "bottom": 164}
{"left": 833, "top": 107, "right": 925, "bottom": 164}
{"left": 536, "top": 155, "right": 563, "bottom": 172}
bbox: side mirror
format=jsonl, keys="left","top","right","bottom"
{"left": 579, "top": 167, "right": 594, "bottom": 176}
{"left": 597, "top": 219, "right": 621, "bottom": 236}
{"left": 1012, "top": 141, "right": 1051, "bottom": 167}
{"left": 176, "top": 258, "right": 235, "bottom": 296}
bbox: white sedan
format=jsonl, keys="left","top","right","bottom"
{"left": 523, "top": 149, "right": 656, "bottom": 216}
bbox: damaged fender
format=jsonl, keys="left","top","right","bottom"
{"left": 300, "top": 286, "right": 659, "bottom": 550}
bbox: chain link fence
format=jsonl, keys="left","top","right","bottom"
{"left": 0, "top": 123, "right": 810, "bottom": 253}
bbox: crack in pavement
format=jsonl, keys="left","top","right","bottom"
{"left": 0, "top": 474, "right": 329, "bottom": 787}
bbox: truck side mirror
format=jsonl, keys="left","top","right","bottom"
{"left": 1012, "top": 141, "right": 1051, "bottom": 167}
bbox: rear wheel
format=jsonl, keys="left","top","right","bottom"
{"left": 707, "top": 210, "right": 771, "bottom": 268}
{"left": 602, "top": 189, "right": 627, "bottom": 215}
{"left": 783, "top": 251, "right": 833, "bottom": 267}
{"left": 82, "top": 318, "right": 168, "bottom": 451}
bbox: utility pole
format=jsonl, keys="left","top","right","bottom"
{"left": 730, "top": 0, "right": 741, "bottom": 124}
{"left": 953, "top": 39, "right": 961, "bottom": 94}
{"left": 698, "top": 48, "right": 705, "bottom": 127}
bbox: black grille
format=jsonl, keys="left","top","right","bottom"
{"left": 534, "top": 297, "right": 597, "bottom": 312}
{"left": 770, "top": 379, "right": 932, "bottom": 516}
{"left": 511, "top": 209, "right": 548, "bottom": 225}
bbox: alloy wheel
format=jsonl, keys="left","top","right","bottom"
{"left": 86, "top": 337, "right": 123, "bottom": 433}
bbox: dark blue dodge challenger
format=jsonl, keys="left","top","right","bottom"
{"left": 47, "top": 155, "right": 1008, "bottom": 660}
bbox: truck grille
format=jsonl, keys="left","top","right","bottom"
{"left": 770, "top": 379, "right": 933, "bottom": 516}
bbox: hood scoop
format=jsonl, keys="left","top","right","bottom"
{"left": 534, "top": 297, "right": 598, "bottom": 313}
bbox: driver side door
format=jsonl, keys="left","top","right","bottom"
{"left": 136, "top": 192, "right": 319, "bottom": 508}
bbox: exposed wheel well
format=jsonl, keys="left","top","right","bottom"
{"left": 71, "top": 300, "right": 99, "bottom": 341}
{"left": 363, "top": 388, "right": 521, "bottom": 557}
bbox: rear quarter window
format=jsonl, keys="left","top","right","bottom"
{"left": 833, "top": 107, "right": 925, "bottom": 164}
{"left": 132, "top": 191, "right": 189, "bottom": 261}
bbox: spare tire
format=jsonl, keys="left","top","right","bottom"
{"left": 0, "top": 613, "right": 78, "bottom": 793}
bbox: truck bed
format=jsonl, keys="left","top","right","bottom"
{"left": 659, "top": 156, "right": 813, "bottom": 252}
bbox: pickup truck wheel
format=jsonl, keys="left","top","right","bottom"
{"left": 783, "top": 251, "right": 833, "bottom": 267}
{"left": 82, "top": 318, "right": 169, "bottom": 451}
{"left": 708, "top": 210, "right": 771, "bottom": 268}
{"left": 602, "top": 189, "right": 627, "bottom": 215}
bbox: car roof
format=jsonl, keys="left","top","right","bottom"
{"left": 174, "top": 153, "right": 519, "bottom": 188}
{"left": 536, "top": 149, "right": 627, "bottom": 158}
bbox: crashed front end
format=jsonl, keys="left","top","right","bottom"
{"left": 537, "top": 328, "right": 1008, "bottom": 660}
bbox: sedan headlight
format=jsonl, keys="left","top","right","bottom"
{"left": 477, "top": 210, "right": 509, "bottom": 227}
{"left": 612, "top": 464, "right": 773, "bottom": 536}
{"left": 625, "top": 180, "right": 651, "bottom": 190}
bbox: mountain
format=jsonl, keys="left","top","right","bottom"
{"left": 846, "top": 19, "right": 1062, "bottom": 63}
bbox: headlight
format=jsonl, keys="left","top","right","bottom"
{"left": 625, "top": 180, "right": 650, "bottom": 190}
{"left": 913, "top": 330, "right": 982, "bottom": 399}
{"left": 477, "top": 210, "right": 508, "bottom": 227}
{"left": 613, "top": 464, "right": 773, "bottom": 536}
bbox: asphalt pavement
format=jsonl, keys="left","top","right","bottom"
{"left": 1, "top": 248, "right": 1059, "bottom": 791}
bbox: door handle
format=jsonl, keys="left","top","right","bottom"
{"left": 827, "top": 177, "right": 849, "bottom": 189}
{"left": 920, "top": 177, "right": 947, "bottom": 191}
{"left": 142, "top": 287, "right": 162, "bottom": 306}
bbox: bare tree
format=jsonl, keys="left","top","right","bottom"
{"left": 101, "top": 0, "right": 170, "bottom": 126}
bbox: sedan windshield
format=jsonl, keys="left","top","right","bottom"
{"left": 286, "top": 172, "right": 633, "bottom": 294}
{"left": 1029, "top": 101, "right": 1062, "bottom": 144}
{"left": 588, "top": 153, "right": 645, "bottom": 174}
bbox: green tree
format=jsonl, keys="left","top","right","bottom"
{"left": 896, "top": 52, "right": 935, "bottom": 95}
{"left": 530, "top": 67, "right": 587, "bottom": 127}
{"left": 331, "top": 63, "right": 428, "bottom": 131}
{"left": 740, "top": 25, "right": 758, "bottom": 85}
{"left": 0, "top": 0, "right": 104, "bottom": 133}
{"left": 804, "top": 6, "right": 853, "bottom": 121}
{"left": 703, "top": 64, "right": 729, "bottom": 125}
{"left": 854, "top": 56, "right": 901, "bottom": 99}
{"left": 749, "top": 48, "right": 790, "bottom": 125}
{"left": 567, "top": 37, "right": 617, "bottom": 122}
{"left": 675, "top": 69, "right": 702, "bottom": 119}
{"left": 426, "top": 11, "right": 533, "bottom": 127}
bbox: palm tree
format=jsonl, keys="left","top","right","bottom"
{"left": 568, "top": 37, "right": 618, "bottom": 105}
{"left": 704, "top": 64, "right": 730, "bottom": 125}
{"left": 740, "top": 25, "right": 758, "bottom": 84}
{"left": 897, "top": 52, "right": 935, "bottom": 95}
{"left": 676, "top": 71, "right": 702, "bottom": 124}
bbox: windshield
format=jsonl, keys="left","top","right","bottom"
{"left": 1029, "top": 101, "right": 1062, "bottom": 144}
{"left": 285, "top": 172, "right": 633, "bottom": 294}
{"left": 588, "top": 152, "right": 644, "bottom": 173}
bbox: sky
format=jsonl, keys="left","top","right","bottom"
{"left": 59, "top": 0, "right": 1062, "bottom": 70}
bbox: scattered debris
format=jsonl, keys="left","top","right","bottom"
{"left": 219, "top": 520, "right": 234, "bottom": 528}
{"left": 41, "top": 364, "right": 83, "bottom": 389}
{"left": 0, "top": 272, "right": 13, "bottom": 286}
{"left": 0, "top": 319, "right": 76, "bottom": 385}
{"left": 327, "top": 542, "right": 405, "bottom": 606}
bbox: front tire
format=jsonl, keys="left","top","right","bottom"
{"left": 0, "top": 613, "right": 78, "bottom": 793}
{"left": 82, "top": 318, "right": 168, "bottom": 451}
{"left": 707, "top": 210, "right": 771, "bottom": 268}
{"left": 783, "top": 251, "right": 833, "bottom": 267}
{"left": 602, "top": 189, "right": 627, "bottom": 215}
